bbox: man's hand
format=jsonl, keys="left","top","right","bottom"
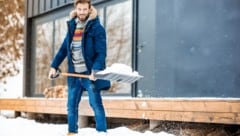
{"left": 48, "top": 68, "right": 56, "bottom": 80}
{"left": 89, "top": 72, "right": 97, "bottom": 81}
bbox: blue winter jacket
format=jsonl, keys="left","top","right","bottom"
{"left": 51, "top": 16, "right": 110, "bottom": 91}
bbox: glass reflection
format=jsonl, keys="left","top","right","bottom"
{"left": 105, "top": 0, "right": 132, "bottom": 94}
{"left": 35, "top": 21, "right": 53, "bottom": 94}
{"left": 54, "top": 17, "right": 68, "bottom": 86}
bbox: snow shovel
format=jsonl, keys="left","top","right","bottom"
{"left": 49, "top": 68, "right": 143, "bottom": 84}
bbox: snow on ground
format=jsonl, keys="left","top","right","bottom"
{"left": 0, "top": 116, "right": 175, "bottom": 136}
{"left": 0, "top": 60, "right": 23, "bottom": 98}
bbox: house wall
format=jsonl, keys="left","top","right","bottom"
{"left": 25, "top": 0, "right": 240, "bottom": 98}
{"left": 137, "top": 0, "right": 240, "bottom": 97}
{"left": 24, "top": 0, "right": 134, "bottom": 97}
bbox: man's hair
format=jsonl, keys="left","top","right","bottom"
{"left": 74, "top": 0, "right": 91, "bottom": 8}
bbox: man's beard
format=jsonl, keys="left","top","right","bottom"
{"left": 78, "top": 14, "right": 90, "bottom": 22}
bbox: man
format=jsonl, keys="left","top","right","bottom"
{"left": 48, "top": 0, "right": 110, "bottom": 135}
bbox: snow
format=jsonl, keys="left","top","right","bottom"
{"left": 0, "top": 60, "right": 23, "bottom": 117}
{"left": 98, "top": 63, "right": 141, "bottom": 77}
{"left": 95, "top": 63, "right": 143, "bottom": 83}
{"left": 0, "top": 60, "right": 23, "bottom": 98}
{"left": 0, "top": 116, "right": 175, "bottom": 136}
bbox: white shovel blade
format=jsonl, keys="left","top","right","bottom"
{"left": 95, "top": 72, "right": 143, "bottom": 83}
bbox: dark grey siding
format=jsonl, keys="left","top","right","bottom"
{"left": 59, "top": 0, "right": 66, "bottom": 6}
{"left": 67, "top": 0, "right": 73, "bottom": 3}
{"left": 27, "top": 0, "right": 73, "bottom": 18}
{"left": 137, "top": 0, "right": 240, "bottom": 98}
{"left": 52, "top": 0, "right": 59, "bottom": 9}
{"left": 45, "top": 0, "right": 52, "bottom": 11}
{"left": 27, "top": 0, "right": 33, "bottom": 17}
{"left": 26, "top": 0, "right": 105, "bottom": 18}
{"left": 33, "top": 0, "right": 39, "bottom": 16}
{"left": 39, "top": 0, "right": 45, "bottom": 14}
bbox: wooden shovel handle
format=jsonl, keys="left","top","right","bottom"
{"left": 61, "top": 72, "right": 90, "bottom": 79}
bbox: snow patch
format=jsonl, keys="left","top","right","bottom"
{"left": 0, "top": 116, "right": 175, "bottom": 136}
{"left": 0, "top": 60, "right": 23, "bottom": 98}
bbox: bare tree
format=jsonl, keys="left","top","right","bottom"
{"left": 0, "top": 0, "right": 24, "bottom": 84}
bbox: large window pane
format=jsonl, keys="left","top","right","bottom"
{"left": 34, "top": 16, "right": 69, "bottom": 95}
{"left": 102, "top": 0, "right": 133, "bottom": 95}
{"left": 35, "top": 21, "right": 53, "bottom": 95}
{"left": 54, "top": 17, "right": 68, "bottom": 86}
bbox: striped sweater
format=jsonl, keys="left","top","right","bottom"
{"left": 71, "top": 19, "right": 88, "bottom": 73}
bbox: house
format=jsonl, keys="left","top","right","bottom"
{"left": 1, "top": 0, "right": 240, "bottom": 126}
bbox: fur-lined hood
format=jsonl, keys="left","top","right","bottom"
{"left": 69, "top": 6, "right": 98, "bottom": 20}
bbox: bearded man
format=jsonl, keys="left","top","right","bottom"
{"left": 48, "top": 0, "right": 110, "bottom": 135}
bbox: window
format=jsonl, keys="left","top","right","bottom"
{"left": 35, "top": 22, "right": 53, "bottom": 95}
{"left": 54, "top": 17, "right": 68, "bottom": 86}
{"left": 33, "top": 0, "right": 133, "bottom": 96}
{"left": 34, "top": 16, "right": 69, "bottom": 96}
{"left": 98, "top": 0, "right": 133, "bottom": 95}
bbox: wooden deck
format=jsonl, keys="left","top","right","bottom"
{"left": 0, "top": 97, "right": 240, "bottom": 125}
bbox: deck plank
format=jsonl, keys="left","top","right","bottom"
{"left": 0, "top": 98, "right": 240, "bottom": 124}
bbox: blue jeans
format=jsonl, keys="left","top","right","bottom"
{"left": 67, "top": 78, "right": 107, "bottom": 133}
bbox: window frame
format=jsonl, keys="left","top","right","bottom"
{"left": 28, "top": 0, "right": 138, "bottom": 97}
{"left": 31, "top": 6, "right": 72, "bottom": 97}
